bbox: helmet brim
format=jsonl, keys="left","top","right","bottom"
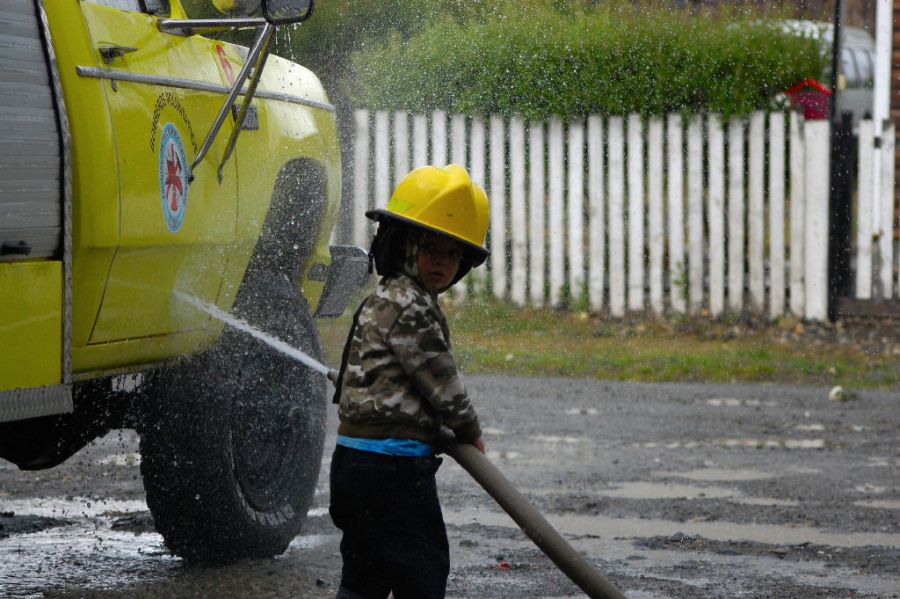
{"left": 365, "top": 208, "right": 489, "bottom": 262}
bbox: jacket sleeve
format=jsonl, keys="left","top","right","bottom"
{"left": 388, "top": 301, "right": 482, "bottom": 443}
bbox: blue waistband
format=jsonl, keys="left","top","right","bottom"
{"left": 337, "top": 435, "right": 434, "bottom": 457}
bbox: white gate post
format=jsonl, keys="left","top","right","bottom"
{"left": 878, "top": 121, "right": 896, "bottom": 299}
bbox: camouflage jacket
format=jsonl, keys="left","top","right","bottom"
{"left": 336, "top": 274, "right": 482, "bottom": 445}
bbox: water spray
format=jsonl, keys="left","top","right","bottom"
{"left": 175, "top": 291, "right": 337, "bottom": 382}
{"left": 176, "top": 292, "right": 628, "bottom": 598}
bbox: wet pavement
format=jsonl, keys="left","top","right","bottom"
{"left": 1, "top": 376, "right": 898, "bottom": 598}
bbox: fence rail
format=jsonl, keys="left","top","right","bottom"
{"left": 346, "top": 109, "right": 898, "bottom": 321}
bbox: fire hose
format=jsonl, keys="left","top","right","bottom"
{"left": 439, "top": 431, "right": 628, "bottom": 599}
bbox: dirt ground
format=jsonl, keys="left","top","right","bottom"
{"left": 1, "top": 376, "right": 898, "bottom": 598}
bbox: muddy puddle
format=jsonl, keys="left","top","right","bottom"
{"left": 0, "top": 495, "right": 338, "bottom": 599}
{"left": 445, "top": 506, "right": 900, "bottom": 597}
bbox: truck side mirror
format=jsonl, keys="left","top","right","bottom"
{"left": 263, "top": 0, "right": 313, "bottom": 24}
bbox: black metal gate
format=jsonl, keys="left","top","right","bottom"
{"left": 829, "top": 111, "right": 900, "bottom": 319}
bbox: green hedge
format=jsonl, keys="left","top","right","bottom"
{"left": 349, "top": 5, "right": 826, "bottom": 118}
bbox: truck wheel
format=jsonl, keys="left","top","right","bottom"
{"left": 139, "top": 278, "right": 326, "bottom": 563}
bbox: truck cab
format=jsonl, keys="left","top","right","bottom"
{"left": 0, "top": 0, "right": 366, "bottom": 563}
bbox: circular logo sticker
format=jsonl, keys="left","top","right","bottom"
{"left": 159, "top": 123, "right": 190, "bottom": 233}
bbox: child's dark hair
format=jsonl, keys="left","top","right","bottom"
{"left": 369, "top": 220, "right": 411, "bottom": 278}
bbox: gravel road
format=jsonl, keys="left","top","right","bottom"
{"left": 1, "top": 376, "right": 898, "bottom": 598}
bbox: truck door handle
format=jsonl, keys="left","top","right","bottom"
{"left": 98, "top": 45, "right": 138, "bottom": 64}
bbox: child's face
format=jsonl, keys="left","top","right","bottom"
{"left": 417, "top": 231, "right": 463, "bottom": 293}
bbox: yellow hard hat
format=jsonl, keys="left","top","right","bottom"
{"left": 366, "top": 164, "right": 490, "bottom": 260}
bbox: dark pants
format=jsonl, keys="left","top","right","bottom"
{"left": 329, "top": 444, "right": 449, "bottom": 599}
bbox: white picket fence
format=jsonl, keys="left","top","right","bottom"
{"left": 347, "top": 109, "right": 898, "bottom": 321}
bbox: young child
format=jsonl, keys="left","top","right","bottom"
{"left": 329, "top": 164, "right": 490, "bottom": 599}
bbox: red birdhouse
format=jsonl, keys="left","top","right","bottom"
{"left": 785, "top": 79, "right": 833, "bottom": 121}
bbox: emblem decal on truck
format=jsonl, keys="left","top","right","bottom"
{"left": 150, "top": 92, "right": 198, "bottom": 154}
{"left": 159, "top": 123, "right": 190, "bottom": 232}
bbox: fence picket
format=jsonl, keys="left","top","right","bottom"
{"left": 627, "top": 114, "right": 645, "bottom": 311}
{"left": 667, "top": 114, "right": 686, "bottom": 314}
{"left": 529, "top": 121, "right": 546, "bottom": 308}
{"left": 393, "top": 111, "right": 409, "bottom": 183}
{"left": 748, "top": 111, "right": 765, "bottom": 311}
{"left": 708, "top": 114, "right": 725, "bottom": 316}
{"left": 768, "top": 112, "right": 786, "bottom": 318}
{"left": 549, "top": 117, "right": 565, "bottom": 307}
{"left": 804, "top": 121, "right": 830, "bottom": 320}
{"left": 374, "top": 110, "right": 391, "bottom": 211}
{"left": 568, "top": 120, "right": 585, "bottom": 302}
{"left": 432, "top": 110, "right": 447, "bottom": 166}
{"left": 412, "top": 113, "right": 428, "bottom": 169}
{"left": 648, "top": 117, "right": 664, "bottom": 315}
{"left": 490, "top": 115, "right": 507, "bottom": 299}
{"left": 728, "top": 118, "right": 746, "bottom": 313}
{"left": 349, "top": 108, "right": 887, "bottom": 322}
{"left": 510, "top": 117, "right": 528, "bottom": 306}
{"left": 879, "top": 122, "right": 896, "bottom": 299}
{"left": 789, "top": 112, "right": 806, "bottom": 316}
{"left": 352, "top": 109, "right": 370, "bottom": 247}
{"left": 588, "top": 115, "right": 605, "bottom": 312}
{"left": 609, "top": 117, "right": 626, "bottom": 317}
{"left": 451, "top": 114, "right": 466, "bottom": 165}
{"left": 687, "top": 115, "right": 704, "bottom": 314}
{"left": 450, "top": 113, "right": 468, "bottom": 300}
{"left": 468, "top": 117, "right": 486, "bottom": 295}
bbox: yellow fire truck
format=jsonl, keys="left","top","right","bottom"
{"left": 0, "top": 0, "right": 366, "bottom": 562}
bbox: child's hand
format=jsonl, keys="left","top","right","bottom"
{"left": 471, "top": 436, "right": 485, "bottom": 454}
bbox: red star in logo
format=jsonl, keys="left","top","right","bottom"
{"left": 165, "top": 143, "right": 183, "bottom": 212}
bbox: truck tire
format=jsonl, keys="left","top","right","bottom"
{"left": 139, "top": 273, "right": 327, "bottom": 563}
